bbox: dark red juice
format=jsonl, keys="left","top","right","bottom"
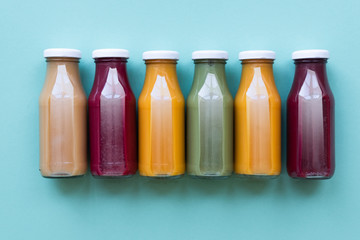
{"left": 287, "top": 51, "right": 334, "bottom": 179}
{"left": 89, "top": 54, "right": 137, "bottom": 177}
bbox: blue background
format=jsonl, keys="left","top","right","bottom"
{"left": 1, "top": 0, "right": 359, "bottom": 239}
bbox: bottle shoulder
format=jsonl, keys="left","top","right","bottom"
{"left": 189, "top": 72, "right": 232, "bottom": 98}
{"left": 235, "top": 77, "right": 280, "bottom": 102}
{"left": 89, "top": 68, "right": 134, "bottom": 100}
{"left": 288, "top": 75, "right": 334, "bottom": 103}
{"left": 140, "top": 73, "right": 183, "bottom": 100}
{"left": 40, "top": 79, "right": 86, "bottom": 97}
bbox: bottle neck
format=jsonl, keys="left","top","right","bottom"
{"left": 95, "top": 58, "right": 128, "bottom": 76}
{"left": 194, "top": 59, "right": 226, "bottom": 69}
{"left": 294, "top": 59, "right": 328, "bottom": 83}
{"left": 241, "top": 59, "right": 274, "bottom": 71}
{"left": 46, "top": 57, "right": 80, "bottom": 68}
{"left": 145, "top": 59, "right": 177, "bottom": 69}
{"left": 95, "top": 57, "right": 128, "bottom": 65}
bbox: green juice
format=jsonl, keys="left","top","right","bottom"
{"left": 187, "top": 58, "right": 233, "bottom": 178}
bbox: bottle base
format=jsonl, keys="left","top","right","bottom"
{"left": 91, "top": 174, "right": 135, "bottom": 179}
{"left": 42, "top": 173, "right": 85, "bottom": 178}
{"left": 236, "top": 174, "right": 279, "bottom": 179}
{"left": 142, "top": 174, "right": 184, "bottom": 180}
{"left": 189, "top": 174, "right": 231, "bottom": 180}
{"left": 290, "top": 175, "right": 332, "bottom": 180}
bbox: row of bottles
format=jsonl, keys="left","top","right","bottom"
{"left": 39, "top": 48, "right": 335, "bottom": 180}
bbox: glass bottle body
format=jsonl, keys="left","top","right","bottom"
{"left": 234, "top": 59, "right": 281, "bottom": 177}
{"left": 39, "top": 57, "right": 87, "bottom": 177}
{"left": 138, "top": 59, "right": 185, "bottom": 178}
{"left": 287, "top": 59, "right": 335, "bottom": 179}
{"left": 89, "top": 58, "right": 137, "bottom": 178}
{"left": 187, "top": 59, "right": 233, "bottom": 178}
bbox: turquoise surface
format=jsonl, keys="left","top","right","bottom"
{"left": 1, "top": 0, "right": 359, "bottom": 239}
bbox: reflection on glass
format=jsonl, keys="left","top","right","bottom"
{"left": 246, "top": 67, "right": 271, "bottom": 174}
{"left": 299, "top": 69, "right": 325, "bottom": 176}
{"left": 100, "top": 68, "right": 126, "bottom": 175}
{"left": 49, "top": 65, "right": 75, "bottom": 174}
{"left": 198, "top": 73, "right": 224, "bottom": 175}
{"left": 150, "top": 75, "right": 173, "bottom": 175}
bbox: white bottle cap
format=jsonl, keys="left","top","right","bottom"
{"left": 238, "top": 50, "right": 276, "bottom": 60}
{"left": 192, "top": 50, "right": 228, "bottom": 60}
{"left": 44, "top": 48, "right": 81, "bottom": 58}
{"left": 292, "top": 49, "right": 329, "bottom": 59}
{"left": 92, "top": 49, "right": 129, "bottom": 59}
{"left": 142, "top": 50, "right": 179, "bottom": 60}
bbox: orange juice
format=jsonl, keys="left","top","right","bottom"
{"left": 234, "top": 51, "right": 281, "bottom": 177}
{"left": 138, "top": 51, "right": 185, "bottom": 177}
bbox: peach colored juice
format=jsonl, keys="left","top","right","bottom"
{"left": 39, "top": 49, "right": 87, "bottom": 177}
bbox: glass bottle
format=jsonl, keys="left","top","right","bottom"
{"left": 39, "top": 48, "right": 87, "bottom": 177}
{"left": 287, "top": 50, "right": 335, "bottom": 179}
{"left": 88, "top": 49, "right": 137, "bottom": 178}
{"left": 138, "top": 51, "right": 185, "bottom": 178}
{"left": 187, "top": 50, "right": 233, "bottom": 178}
{"left": 234, "top": 50, "right": 281, "bottom": 177}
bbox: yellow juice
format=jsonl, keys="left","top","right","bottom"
{"left": 138, "top": 56, "right": 185, "bottom": 177}
{"left": 235, "top": 55, "right": 281, "bottom": 176}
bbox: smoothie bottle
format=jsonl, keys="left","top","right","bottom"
{"left": 88, "top": 49, "right": 137, "bottom": 178}
{"left": 39, "top": 48, "right": 87, "bottom": 177}
{"left": 287, "top": 50, "right": 335, "bottom": 179}
{"left": 187, "top": 50, "right": 233, "bottom": 178}
{"left": 234, "top": 50, "right": 281, "bottom": 177}
{"left": 138, "top": 51, "right": 185, "bottom": 178}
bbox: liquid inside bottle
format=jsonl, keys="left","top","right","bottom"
{"left": 99, "top": 68, "right": 126, "bottom": 175}
{"left": 39, "top": 49, "right": 87, "bottom": 178}
{"left": 198, "top": 73, "right": 224, "bottom": 175}
{"left": 150, "top": 75, "right": 174, "bottom": 175}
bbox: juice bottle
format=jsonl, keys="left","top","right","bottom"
{"left": 234, "top": 50, "right": 281, "bottom": 177}
{"left": 187, "top": 50, "right": 233, "bottom": 178}
{"left": 39, "top": 48, "right": 87, "bottom": 177}
{"left": 88, "top": 49, "right": 137, "bottom": 178}
{"left": 287, "top": 50, "right": 335, "bottom": 179}
{"left": 138, "top": 51, "right": 185, "bottom": 178}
